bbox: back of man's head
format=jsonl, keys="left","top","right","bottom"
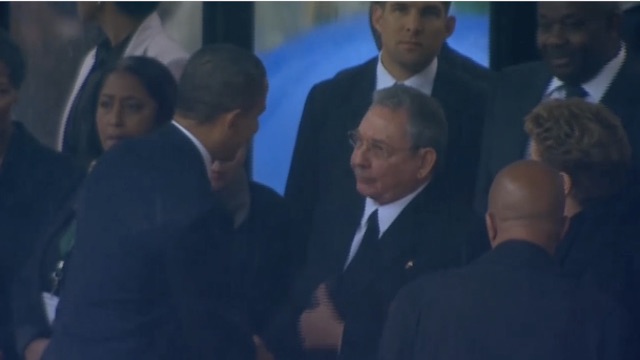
{"left": 175, "top": 44, "right": 267, "bottom": 123}
{"left": 486, "top": 160, "right": 567, "bottom": 254}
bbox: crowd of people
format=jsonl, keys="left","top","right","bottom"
{"left": 0, "top": 1, "right": 639, "bottom": 360}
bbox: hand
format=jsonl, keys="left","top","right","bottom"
{"left": 24, "top": 338, "right": 50, "bottom": 360}
{"left": 253, "top": 335, "right": 274, "bottom": 360}
{"left": 298, "top": 283, "right": 344, "bottom": 351}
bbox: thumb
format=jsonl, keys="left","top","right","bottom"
{"left": 316, "top": 283, "right": 330, "bottom": 303}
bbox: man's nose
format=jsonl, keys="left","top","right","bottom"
{"left": 351, "top": 144, "right": 370, "bottom": 168}
{"left": 404, "top": 10, "right": 423, "bottom": 34}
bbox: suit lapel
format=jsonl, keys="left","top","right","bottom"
{"left": 502, "top": 63, "right": 552, "bottom": 163}
{"left": 330, "top": 189, "right": 366, "bottom": 272}
{"left": 344, "top": 58, "right": 377, "bottom": 132}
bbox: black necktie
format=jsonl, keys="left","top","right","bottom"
{"left": 564, "top": 84, "right": 588, "bottom": 99}
{"left": 348, "top": 209, "right": 380, "bottom": 269}
{"left": 324, "top": 210, "right": 380, "bottom": 315}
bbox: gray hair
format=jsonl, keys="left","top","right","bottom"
{"left": 371, "top": 84, "right": 448, "bottom": 162}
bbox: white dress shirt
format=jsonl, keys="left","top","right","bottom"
{"left": 544, "top": 43, "right": 626, "bottom": 103}
{"left": 345, "top": 182, "right": 428, "bottom": 267}
{"left": 376, "top": 52, "right": 438, "bottom": 95}
{"left": 171, "top": 120, "right": 212, "bottom": 174}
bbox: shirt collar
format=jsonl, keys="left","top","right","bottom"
{"left": 376, "top": 52, "right": 438, "bottom": 95}
{"left": 361, "top": 181, "right": 429, "bottom": 237}
{"left": 171, "top": 120, "right": 212, "bottom": 173}
{"left": 545, "top": 42, "right": 626, "bottom": 103}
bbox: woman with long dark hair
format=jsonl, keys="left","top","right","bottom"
{"left": 13, "top": 56, "right": 178, "bottom": 360}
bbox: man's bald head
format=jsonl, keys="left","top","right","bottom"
{"left": 486, "top": 160, "right": 567, "bottom": 253}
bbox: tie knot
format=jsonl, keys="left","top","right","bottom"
{"left": 563, "top": 84, "right": 588, "bottom": 99}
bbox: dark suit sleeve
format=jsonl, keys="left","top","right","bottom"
{"left": 601, "top": 305, "right": 640, "bottom": 360}
{"left": 340, "top": 310, "right": 386, "bottom": 360}
{"left": 12, "top": 244, "right": 51, "bottom": 356}
{"left": 163, "top": 211, "right": 255, "bottom": 360}
{"left": 284, "top": 84, "right": 324, "bottom": 271}
{"left": 250, "top": 186, "right": 297, "bottom": 336}
{"left": 378, "top": 284, "right": 422, "bottom": 360}
{"left": 10, "top": 153, "right": 85, "bottom": 357}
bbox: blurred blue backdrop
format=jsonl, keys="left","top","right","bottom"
{"left": 253, "top": 10, "right": 489, "bottom": 194}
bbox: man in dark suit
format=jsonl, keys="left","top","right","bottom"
{"left": 43, "top": 44, "right": 268, "bottom": 360}
{"left": 381, "top": 160, "right": 638, "bottom": 360}
{"left": 286, "top": 1, "right": 489, "bottom": 257}
{"left": 524, "top": 99, "right": 640, "bottom": 331}
{"left": 267, "top": 85, "right": 469, "bottom": 360}
{"left": 475, "top": 2, "right": 640, "bottom": 219}
{"left": 0, "top": 31, "right": 85, "bottom": 360}
{"left": 368, "top": 2, "right": 494, "bottom": 84}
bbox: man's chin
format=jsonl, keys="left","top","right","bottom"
{"left": 544, "top": 60, "right": 580, "bottom": 84}
{"left": 356, "top": 182, "right": 376, "bottom": 198}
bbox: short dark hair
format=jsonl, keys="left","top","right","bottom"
{"left": 176, "top": 44, "right": 267, "bottom": 123}
{"left": 524, "top": 99, "right": 631, "bottom": 206}
{"left": 114, "top": 2, "right": 160, "bottom": 20}
{"left": 99, "top": 56, "right": 178, "bottom": 127}
{"left": 372, "top": 84, "right": 448, "bottom": 162}
{"left": 0, "top": 30, "right": 26, "bottom": 90}
{"left": 369, "top": 2, "right": 452, "bottom": 51}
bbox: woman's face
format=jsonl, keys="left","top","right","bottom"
{"left": 0, "top": 62, "right": 18, "bottom": 134}
{"left": 96, "top": 71, "right": 158, "bottom": 151}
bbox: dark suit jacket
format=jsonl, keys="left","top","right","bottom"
{"left": 439, "top": 42, "right": 494, "bottom": 85}
{"left": 13, "top": 180, "right": 289, "bottom": 359}
{"left": 0, "top": 122, "right": 84, "bottom": 360}
{"left": 267, "top": 183, "right": 469, "bottom": 360}
{"left": 232, "top": 182, "right": 295, "bottom": 336}
{"left": 380, "top": 240, "right": 639, "bottom": 360}
{"left": 43, "top": 123, "right": 254, "bottom": 360}
{"left": 12, "top": 188, "right": 78, "bottom": 357}
{"left": 556, "top": 193, "right": 640, "bottom": 329}
{"left": 470, "top": 55, "right": 640, "bottom": 261}
{"left": 286, "top": 56, "right": 489, "bottom": 267}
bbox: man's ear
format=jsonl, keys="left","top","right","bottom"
{"left": 416, "top": 148, "right": 437, "bottom": 180}
{"left": 485, "top": 212, "right": 497, "bottom": 246}
{"left": 372, "top": 3, "right": 385, "bottom": 34}
{"left": 219, "top": 109, "right": 243, "bottom": 131}
{"left": 445, "top": 15, "right": 457, "bottom": 39}
{"left": 559, "top": 171, "right": 572, "bottom": 197}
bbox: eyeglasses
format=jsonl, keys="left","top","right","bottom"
{"left": 347, "top": 130, "right": 415, "bottom": 160}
